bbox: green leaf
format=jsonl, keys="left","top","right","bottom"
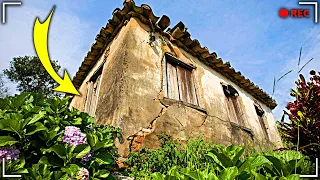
{"left": 264, "top": 155, "right": 284, "bottom": 176}
{"left": 298, "top": 47, "right": 302, "bottom": 67}
{"left": 277, "top": 70, "right": 293, "bottom": 83}
{"left": 206, "top": 172, "right": 219, "bottom": 180}
{"left": 185, "top": 170, "right": 205, "bottom": 180}
{"left": 38, "top": 155, "right": 64, "bottom": 167}
{"left": 14, "top": 158, "right": 26, "bottom": 170}
{"left": 206, "top": 152, "right": 225, "bottom": 169}
{"left": 285, "top": 174, "right": 300, "bottom": 180}
{"left": 298, "top": 58, "right": 314, "bottom": 73}
{"left": 93, "top": 139, "right": 113, "bottom": 151}
{"left": 249, "top": 155, "right": 272, "bottom": 171}
{"left": 87, "top": 133, "right": 98, "bottom": 147}
{"left": 42, "top": 144, "right": 67, "bottom": 159}
{"left": 231, "top": 147, "right": 245, "bottom": 166}
{"left": 0, "top": 136, "right": 18, "bottom": 146}
{"left": 71, "top": 117, "right": 82, "bottom": 125}
{"left": 53, "top": 171, "right": 68, "bottom": 180}
{"left": 94, "top": 170, "right": 110, "bottom": 178}
{"left": 150, "top": 172, "right": 165, "bottom": 180}
{"left": 251, "top": 171, "right": 267, "bottom": 180}
{"left": 14, "top": 168, "right": 28, "bottom": 174}
{"left": 0, "top": 113, "right": 23, "bottom": 137}
{"left": 61, "top": 164, "right": 80, "bottom": 177}
{"left": 26, "top": 122, "right": 47, "bottom": 135}
{"left": 207, "top": 148, "right": 233, "bottom": 167}
{"left": 286, "top": 158, "right": 305, "bottom": 175}
{"left": 27, "top": 111, "right": 46, "bottom": 125}
{"left": 218, "top": 166, "right": 238, "bottom": 180}
{"left": 272, "top": 76, "right": 276, "bottom": 97}
{"left": 73, "top": 144, "right": 91, "bottom": 158}
{"left": 93, "top": 157, "right": 113, "bottom": 165}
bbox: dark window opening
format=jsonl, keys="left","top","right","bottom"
{"left": 165, "top": 54, "right": 198, "bottom": 106}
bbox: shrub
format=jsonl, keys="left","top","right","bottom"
{"left": 125, "top": 135, "right": 314, "bottom": 179}
{"left": 125, "top": 135, "right": 213, "bottom": 177}
{"left": 0, "top": 92, "right": 122, "bottom": 179}
{"left": 278, "top": 71, "right": 320, "bottom": 158}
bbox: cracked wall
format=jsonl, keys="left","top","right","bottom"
{"left": 71, "top": 17, "right": 283, "bottom": 156}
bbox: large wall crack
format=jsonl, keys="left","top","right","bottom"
{"left": 127, "top": 92, "right": 168, "bottom": 152}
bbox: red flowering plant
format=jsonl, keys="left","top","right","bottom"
{"left": 278, "top": 70, "right": 320, "bottom": 158}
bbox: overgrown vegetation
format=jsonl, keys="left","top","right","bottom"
{"left": 278, "top": 70, "right": 320, "bottom": 159}
{"left": 124, "top": 135, "right": 314, "bottom": 179}
{"left": 0, "top": 93, "right": 122, "bottom": 179}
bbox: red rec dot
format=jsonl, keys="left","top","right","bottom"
{"left": 279, "top": 8, "right": 289, "bottom": 18}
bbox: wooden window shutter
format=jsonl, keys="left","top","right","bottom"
{"left": 232, "top": 95, "right": 246, "bottom": 127}
{"left": 254, "top": 102, "right": 269, "bottom": 140}
{"left": 89, "top": 75, "right": 101, "bottom": 116}
{"left": 164, "top": 54, "right": 199, "bottom": 106}
{"left": 166, "top": 62, "right": 180, "bottom": 100}
{"left": 259, "top": 115, "right": 269, "bottom": 141}
{"left": 85, "top": 82, "right": 94, "bottom": 113}
{"left": 222, "top": 83, "right": 247, "bottom": 127}
{"left": 227, "top": 97, "right": 239, "bottom": 124}
{"left": 177, "top": 66, "right": 198, "bottom": 105}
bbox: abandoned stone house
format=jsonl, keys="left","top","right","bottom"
{"left": 70, "top": 0, "right": 282, "bottom": 156}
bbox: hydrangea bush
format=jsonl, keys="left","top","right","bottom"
{"left": 0, "top": 93, "right": 122, "bottom": 179}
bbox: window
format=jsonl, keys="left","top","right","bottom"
{"left": 164, "top": 54, "right": 198, "bottom": 106}
{"left": 84, "top": 65, "right": 103, "bottom": 116}
{"left": 254, "top": 101, "right": 269, "bottom": 141}
{"left": 222, "top": 83, "right": 246, "bottom": 127}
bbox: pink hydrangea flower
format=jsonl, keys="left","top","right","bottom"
{"left": 63, "top": 126, "right": 87, "bottom": 146}
{"left": 76, "top": 167, "right": 89, "bottom": 180}
{"left": 81, "top": 152, "right": 93, "bottom": 164}
{"left": 0, "top": 146, "right": 20, "bottom": 162}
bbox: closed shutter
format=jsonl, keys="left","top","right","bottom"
{"left": 227, "top": 97, "right": 239, "bottom": 124}
{"left": 85, "top": 82, "right": 94, "bottom": 113}
{"left": 166, "top": 62, "right": 180, "bottom": 100}
{"left": 259, "top": 116, "right": 269, "bottom": 141}
{"left": 232, "top": 96, "right": 246, "bottom": 127}
{"left": 177, "top": 66, "right": 198, "bottom": 105}
{"left": 89, "top": 75, "right": 101, "bottom": 116}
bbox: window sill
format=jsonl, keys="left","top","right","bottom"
{"left": 161, "top": 97, "right": 207, "bottom": 114}
{"left": 230, "top": 122, "right": 254, "bottom": 137}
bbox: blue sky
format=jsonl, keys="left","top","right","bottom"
{"left": 0, "top": 0, "right": 319, "bottom": 120}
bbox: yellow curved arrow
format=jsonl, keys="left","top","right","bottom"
{"left": 33, "top": 7, "right": 80, "bottom": 95}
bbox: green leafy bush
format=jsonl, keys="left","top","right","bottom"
{"left": 125, "top": 135, "right": 213, "bottom": 177}
{"left": 0, "top": 92, "right": 122, "bottom": 179}
{"left": 125, "top": 135, "right": 314, "bottom": 179}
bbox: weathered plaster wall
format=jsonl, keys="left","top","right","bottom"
{"left": 71, "top": 17, "right": 282, "bottom": 156}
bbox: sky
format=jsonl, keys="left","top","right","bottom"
{"left": 0, "top": 0, "right": 319, "bottom": 120}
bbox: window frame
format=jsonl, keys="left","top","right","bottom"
{"left": 162, "top": 53, "right": 202, "bottom": 108}
{"left": 84, "top": 62, "right": 104, "bottom": 116}
{"left": 221, "top": 83, "right": 248, "bottom": 128}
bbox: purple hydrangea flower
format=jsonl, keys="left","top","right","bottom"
{"left": 81, "top": 152, "right": 93, "bottom": 164}
{"left": 63, "top": 126, "right": 87, "bottom": 147}
{"left": 76, "top": 167, "right": 89, "bottom": 180}
{"left": 0, "top": 146, "right": 20, "bottom": 162}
